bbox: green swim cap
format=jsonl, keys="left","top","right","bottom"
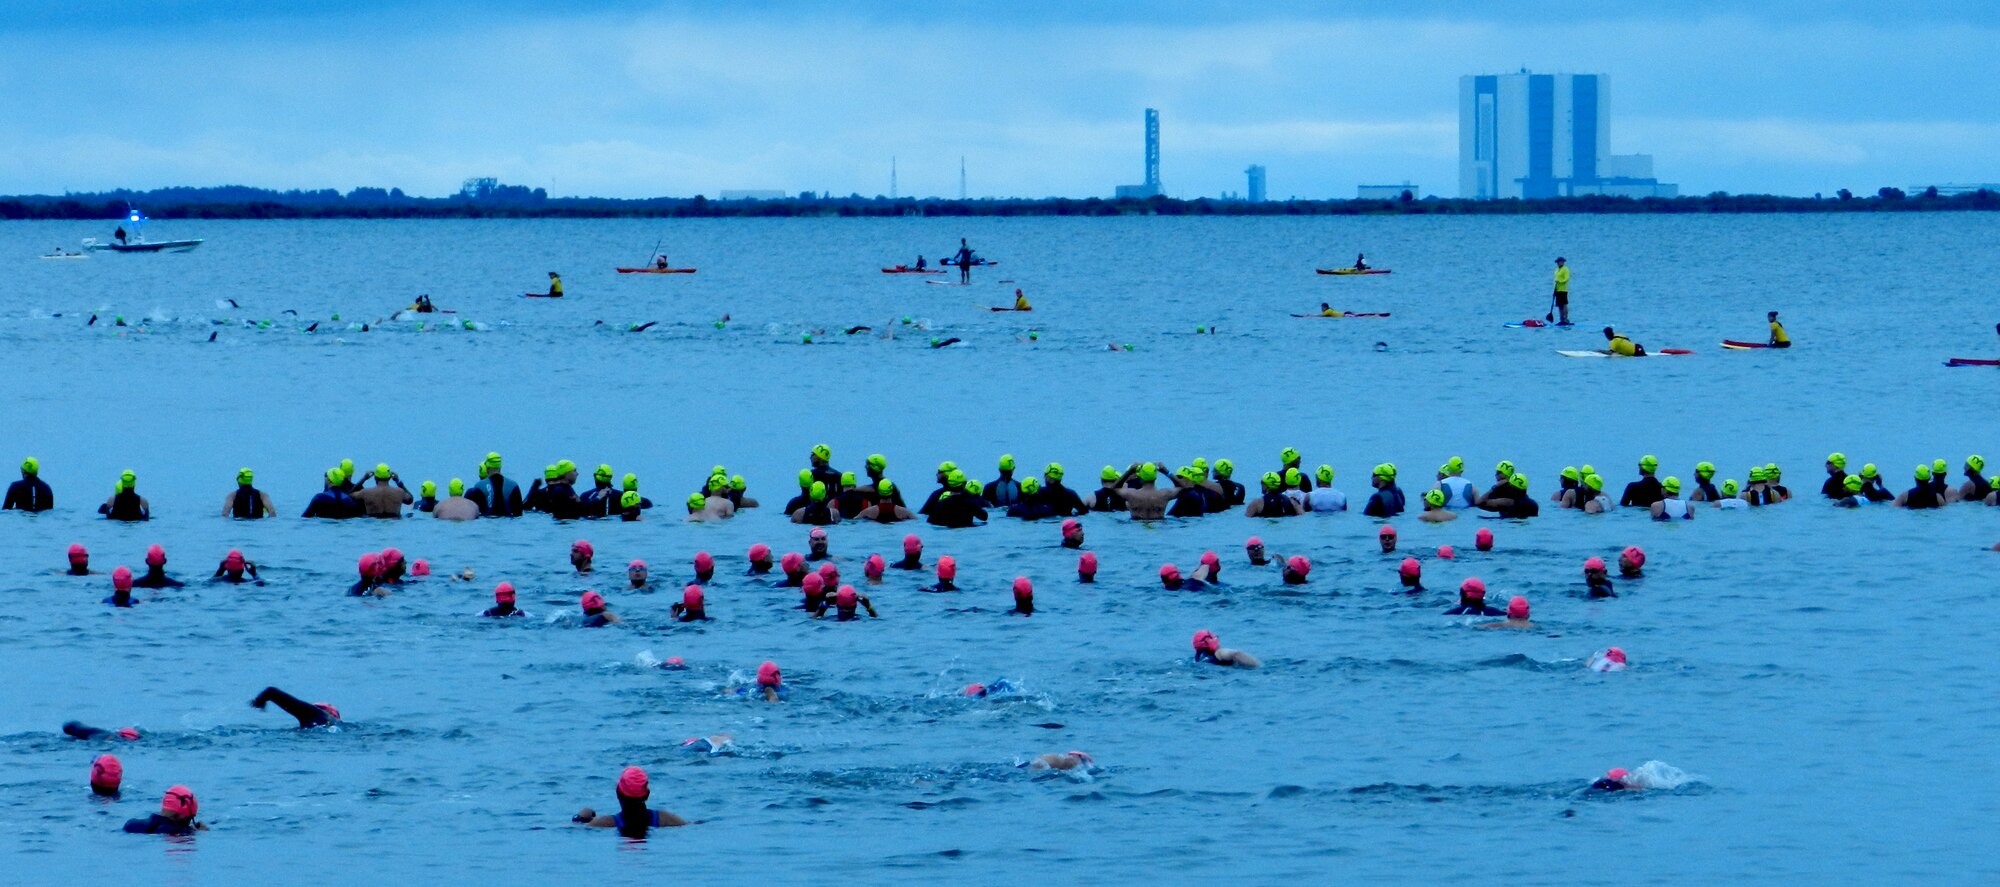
{"left": 710, "top": 464, "right": 726, "bottom": 477}
{"left": 120, "top": 469, "right": 135, "bottom": 485}
{"left": 1860, "top": 463, "right": 1878, "bottom": 479}
{"left": 1721, "top": 479, "right": 1739, "bottom": 495}
{"left": 1101, "top": 465, "right": 1119, "bottom": 482}
{"left": 1178, "top": 466, "right": 1196, "bottom": 482}
{"left": 1379, "top": 463, "right": 1398, "bottom": 479}
{"left": 1281, "top": 447, "right": 1300, "bottom": 465}
{"left": 1639, "top": 454, "right": 1659, "bottom": 472}
{"left": 810, "top": 481, "right": 828, "bottom": 502}
{"left": 1494, "top": 460, "right": 1514, "bottom": 477}
{"left": 840, "top": 471, "right": 857, "bottom": 488}
{"left": 937, "top": 461, "right": 957, "bottom": 474}
{"left": 1445, "top": 456, "right": 1465, "bottom": 473}
{"left": 449, "top": 478, "right": 465, "bottom": 496}
{"left": 1316, "top": 465, "right": 1334, "bottom": 484}
{"left": 686, "top": 492, "right": 705, "bottom": 510}
{"left": 812, "top": 443, "right": 831, "bottom": 462}
{"left": 1561, "top": 466, "right": 1580, "bottom": 482}
{"left": 620, "top": 490, "right": 641, "bottom": 508}
{"left": 1662, "top": 476, "right": 1681, "bottom": 494}
{"left": 557, "top": 459, "right": 576, "bottom": 476}
{"left": 595, "top": 464, "right": 613, "bottom": 481}
{"left": 1214, "top": 459, "right": 1234, "bottom": 478}
{"left": 1584, "top": 473, "right": 1604, "bottom": 491}
{"left": 20, "top": 457, "right": 37, "bottom": 474}
{"left": 421, "top": 480, "right": 436, "bottom": 497}
{"left": 1284, "top": 468, "right": 1302, "bottom": 486}
{"left": 1139, "top": 464, "right": 1158, "bottom": 483}
{"left": 544, "top": 465, "right": 560, "bottom": 481}
{"left": 1260, "top": 471, "right": 1280, "bottom": 490}
{"left": 476, "top": 464, "right": 488, "bottom": 479}
{"left": 237, "top": 467, "right": 254, "bottom": 485}
{"left": 947, "top": 470, "right": 966, "bottom": 488}
{"left": 327, "top": 468, "right": 345, "bottom": 485}
{"left": 877, "top": 479, "right": 894, "bottom": 495}
{"left": 1970, "top": 455, "right": 1987, "bottom": 473}
{"left": 1915, "top": 464, "right": 1932, "bottom": 481}
{"left": 998, "top": 454, "right": 1016, "bottom": 471}
{"left": 376, "top": 463, "right": 392, "bottom": 480}
{"left": 1424, "top": 489, "right": 1446, "bottom": 507}
{"left": 867, "top": 453, "right": 887, "bottom": 471}
{"left": 797, "top": 469, "right": 813, "bottom": 488}
{"left": 484, "top": 452, "right": 502, "bottom": 470}
{"left": 1696, "top": 461, "right": 1716, "bottom": 478}
{"left": 1827, "top": 452, "right": 1847, "bottom": 469}
{"left": 1932, "top": 458, "right": 1948, "bottom": 475}
{"left": 1021, "top": 477, "right": 1041, "bottom": 494}
{"left": 1766, "top": 463, "right": 1782, "bottom": 479}
{"left": 623, "top": 473, "right": 639, "bottom": 491}
{"left": 1749, "top": 467, "right": 1767, "bottom": 482}
{"left": 731, "top": 475, "right": 746, "bottom": 491}
{"left": 708, "top": 475, "right": 728, "bottom": 493}
{"left": 1510, "top": 473, "right": 1528, "bottom": 491}
{"left": 1192, "top": 457, "right": 1209, "bottom": 472}
{"left": 1045, "top": 463, "right": 1064, "bottom": 480}
{"left": 965, "top": 479, "right": 984, "bottom": 496}
{"left": 340, "top": 458, "right": 355, "bottom": 476}
{"left": 1843, "top": 475, "right": 1862, "bottom": 492}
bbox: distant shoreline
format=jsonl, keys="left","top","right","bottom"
{"left": 2, "top": 187, "right": 1992, "bottom": 220}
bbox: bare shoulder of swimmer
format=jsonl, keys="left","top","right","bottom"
{"left": 1215, "top": 648, "right": 1261, "bottom": 668}
{"left": 1029, "top": 753, "right": 1079, "bottom": 770}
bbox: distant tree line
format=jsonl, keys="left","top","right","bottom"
{"left": 0, "top": 182, "right": 1993, "bottom": 220}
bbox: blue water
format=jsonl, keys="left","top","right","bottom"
{"left": 3, "top": 215, "right": 1997, "bottom": 883}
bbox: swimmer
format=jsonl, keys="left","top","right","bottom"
{"left": 750, "top": 661, "right": 786, "bottom": 702}
{"left": 302, "top": 468, "right": 361, "bottom": 519}
{"left": 1478, "top": 471, "right": 1539, "bottom": 517}
{"left": 471, "top": 454, "right": 525, "bottom": 517}
{"left": 806, "top": 443, "right": 843, "bottom": 492}
{"left": 105, "top": 566, "right": 136, "bottom": 607}
{"left": 779, "top": 552, "right": 808, "bottom": 586}
{"left": 627, "top": 560, "right": 651, "bottom": 591}
{"left": 1436, "top": 457, "right": 1477, "bottom": 508}
{"left": 573, "top": 767, "right": 687, "bottom": 837}
{"left": 1555, "top": 466, "right": 1581, "bottom": 504}
{"left": 679, "top": 733, "right": 735, "bottom": 755}
{"left": 692, "top": 551, "right": 715, "bottom": 584}
{"left": 1243, "top": 472, "right": 1299, "bottom": 517}
{"left": 1306, "top": 466, "right": 1347, "bottom": 512}
{"left": 1377, "top": 525, "right": 1398, "bottom": 553}
{"left": 924, "top": 471, "right": 988, "bottom": 528}
{"left": 570, "top": 540, "right": 595, "bottom": 574}
{"left": 808, "top": 527, "right": 831, "bottom": 561}
{"left": 64, "top": 721, "right": 141, "bottom": 741}
{"left": 211, "top": 550, "right": 258, "bottom": 583}
{"left": 1245, "top": 537, "right": 1270, "bottom": 566}
{"left": 790, "top": 482, "right": 841, "bottom": 525}
{"left": 1418, "top": 489, "right": 1456, "bottom": 522}
{"left": 1027, "top": 751, "right": 1095, "bottom": 772}
{"left": 986, "top": 455, "right": 1023, "bottom": 507}
{"left": 747, "top": 544, "right": 775, "bottom": 575}
{"left": 1688, "top": 462, "right": 1721, "bottom": 502}
{"left": 1008, "top": 477, "right": 1058, "bottom": 519}
{"left": 348, "top": 553, "right": 386, "bottom": 597}
{"left": 1438, "top": 545, "right": 1455, "bottom": 560}
{"left": 671, "top": 585, "right": 709, "bottom": 622}
{"left": 1117, "top": 463, "right": 1177, "bottom": 520}
{"left": 1475, "top": 527, "right": 1495, "bottom": 551}
{"left": 1621, "top": 455, "right": 1665, "bottom": 508}
{"left": 1617, "top": 546, "right": 1645, "bottom": 578}
{"left": 90, "top": 754, "right": 123, "bottom": 797}
{"left": 1397, "top": 557, "right": 1423, "bottom": 591}
{"left": 855, "top": 481, "right": 914, "bottom": 522}
{"left": 688, "top": 490, "right": 735, "bottom": 522}
{"left": 1583, "top": 558, "right": 1616, "bottom": 597}
{"left": 811, "top": 584, "right": 877, "bottom": 620}
{"left": 1159, "top": 564, "right": 1205, "bottom": 592}
{"left": 1570, "top": 473, "right": 1611, "bottom": 512}
{"left": 1960, "top": 455, "right": 1991, "bottom": 503}
{"left": 1713, "top": 479, "right": 1749, "bottom": 509}
{"left": 1362, "top": 464, "right": 1406, "bottom": 517}
{"left": 579, "top": 590, "right": 620, "bottom": 626}
{"left": 1589, "top": 768, "right": 1635, "bottom": 792}
{"left": 1078, "top": 552, "right": 1098, "bottom": 583}
{"left": 100, "top": 470, "right": 150, "bottom": 521}
{"left": 833, "top": 472, "right": 873, "bottom": 518}
{"left": 1281, "top": 555, "right": 1311, "bottom": 585}
{"left": 1820, "top": 453, "right": 1850, "bottom": 499}
{"left": 482, "top": 582, "right": 525, "bottom": 617}
{"left": 1589, "top": 648, "right": 1628, "bottom": 672}
{"left": 65, "top": 543, "right": 94, "bottom": 576}
{"left": 1192, "top": 550, "right": 1223, "bottom": 584}
{"left": 1477, "top": 595, "right": 1537, "bottom": 630}
{"left": 1897, "top": 464, "right": 1944, "bottom": 508}
{"left": 1766, "top": 463, "right": 1793, "bottom": 502}
{"left": 1856, "top": 464, "right": 1894, "bottom": 502}
{"left": 1091, "top": 466, "right": 1129, "bottom": 512}
{"left": 355, "top": 463, "right": 413, "bottom": 518}
{"left": 1190, "top": 629, "right": 1261, "bottom": 668}
{"left": 221, "top": 468, "right": 277, "bottom": 518}
{"left": 1649, "top": 478, "right": 1694, "bottom": 520}
{"left": 1007, "top": 577, "right": 1036, "bottom": 615}
{"left": 132, "top": 544, "right": 184, "bottom": 588}
{"left": 432, "top": 479, "right": 479, "bottom": 521}
{"left": 864, "top": 554, "right": 887, "bottom": 583}
{"left": 1060, "top": 519, "right": 1085, "bottom": 549}
{"left": 798, "top": 572, "right": 829, "bottom": 610}
{"left": 1039, "top": 464, "right": 1090, "bottom": 516}
{"left": 891, "top": 535, "right": 924, "bottom": 570}
{"left": 963, "top": 679, "right": 1021, "bottom": 698}
{"left": 3, "top": 457, "right": 53, "bottom": 512}
{"left": 1444, "top": 578, "right": 1504, "bottom": 616}
{"left": 123, "top": 786, "right": 206, "bottom": 835}
{"left": 250, "top": 686, "right": 341, "bottom": 728}
{"left": 922, "top": 556, "right": 958, "bottom": 593}
{"left": 1474, "top": 461, "right": 1517, "bottom": 509}
{"left": 1279, "top": 468, "right": 1310, "bottom": 513}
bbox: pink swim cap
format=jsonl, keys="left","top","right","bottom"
{"left": 358, "top": 552, "right": 380, "bottom": 576}
{"left": 1160, "top": 563, "right": 1180, "bottom": 581}
{"left": 145, "top": 544, "right": 165, "bottom": 566}
{"left": 1078, "top": 552, "right": 1098, "bottom": 575}
{"left": 937, "top": 556, "right": 956, "bottom": 580}
{"left": 1191, "top": 629, "right": 1219, "bottom": 652}
{"left": 865, "top": 555, "right": 886, "bottom": 578}
{"left": 1585, "top": 556, "right": 1606, "bottom": 571}
{"left": 683, "top": 584, "right": 704, "bottom": 607}
{"left": 494, "top": 582, "right": 516, "bottom": 603}
{"left": 903, "top": 534, "right": 922, "bottom": 554}
{"left": 628, "top": 559, "right": 647, "bottom": 572}
{"left": 161, "top": 785, "right": 197, "bottom": 819}
{"left": 1399, "top": 557, "right": 1421, "bottom": 577}
{"left": 91, "top": 754, "right": 123, "bottom": 790}
{"left": 571, "top": 539, "right": 593, "bottom": 557}
{"left": 1475, "top": 528, "right": 1494, "bottom": 549}
{"left": 1507, "top": 596, "right": 1529, "bottom": 619}
{"left": 1437, "top": 545, "right": 1455, "bottom": 559}
{"left": 694, "top": 551, "right": 714, "bottom": 572}
{"left": 617, "top": 766, "right": 649, "bottom": 799}
{"left": 1605, "top": 767, "right": 1629, "bottom": 781}
{"left": 1286, "top": 555, "right": 1311, "bottom": 576}
{"left": 1200, "top": 551, "right": 1219, "bottom": 567}
{"left": 781, "top": 552, "right": 805, "bottom": 572}
{"left": 313, "top": 702, "right": 341, "bottom": 721}
{"left": 809, "top": 527, "right": 828, "bottom": 541}
{"left": 802, "top": 572, "right": 824, "bottom": 593}
{"left": 1605, "top": 647, "right": 1627, "bottom": 664}
{"left": 757, "top": 661, "right": 781, "bottom": 686}
{"left": 1245, "top": 536, "right": 1263, "bottom": 549}
{"left": 67, "top": 543, "right": 88, "bottom": 562}
{"left": 116, "top": 727, "right": 140, "bottom": 740}
{"left": 1378, "top": 525, "right": 1397, "bottom": 537}
{"left": 836, "top": 585, "right": 857, "bottom": 606}
{"left": 962, "top": 683, "right": 986, "bottom": 697}
{"left": 818, "top": 562, "right": 839, "bottom": 583}
{"left": 664, "top": 656, "right": 685, "bottom": 667}
{"left": 1461, "top": 577, "right": 1486, "bottom": 597}
{"left": 1061, "top": 519, "right": 1081, "bottom": 538}
{"left": 112, "top": 566, "right": 133, "bottom": 591}
{"left": 580, "top": 590, "right": 605, "bottom": 611}
{"left": 223, "top": 550, "right": 245, "bottom": 570}
{"left": 410, "top": 560, "right": 430, "bottom": 576}
{"left": 381, "top": 548, "right": 403, "bottom": 565}
{"left": 1013, "top": 576, "right": 1033, "bottom": 597}
{"left": 1622, "top": 546, "right": 1646, "bottom": 567}
{"left": 748, "top": 543, "right": 772, "bottom": 562}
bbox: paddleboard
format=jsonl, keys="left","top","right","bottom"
{"left": 615, "top": 267, "right": 696, "bottom": 274}
{"left": 940, "top": 259, "right": 997, "bottom": 267}
{"left": 989, "top": 307, "right": 1032, "bottom": 312}
{"left": 925, "top": 281, "right": 970, "bottom": 287}
{"left": 1316, "top": 268, "right": 1392, "bottom": 275}
{"left": 1557, "top": 348, "right": 1693, "bottom": 358}
{"left": 881, "top": 267, "right": 945, "bottom": 274}
{"left": 520, "top": 293, "right": 563, "bottom": 299}
{"left": 1290, "top": 312, "right": 1391, "bottom": 318}
{"left": 1505, "top": 320, "right": 1575, "bottom": 329}
{"left": 1945, "top": 358, "right": 2000, "bottom": 367}
{"left": 1721, "top": 340, "right": 1769, "bottom": 349}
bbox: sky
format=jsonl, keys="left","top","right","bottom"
{"left": 1, "top": 1, "right": 1996, "bottom": 199}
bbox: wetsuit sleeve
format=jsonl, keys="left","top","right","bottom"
{"left": 252, "top": 687, "right": 332, "bottom": 727}
{"left": 62, "top": 721, "right": 109, "bottom": 740}
{"left": 0, "top": 481, "right": 19, "bottom": 510}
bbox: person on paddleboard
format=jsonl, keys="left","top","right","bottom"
{"left": 542, "top": 272, "right": 563, "bottom": 297}
{"left": 952, "top": 239, "right": 976, "bottom": 283}
{"left": 1602, "top": 326, "right": 1644, "bottom": 356}
{"left": 1013, "top": 289, "right": 1031, "bottom": 311}
{"left": 1767, "top": 311, "right": 1790, "bottom": 348}
{"left": 1552, "top": 257, "right": 1571, "bottom": 325}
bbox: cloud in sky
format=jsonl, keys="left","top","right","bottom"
{"left": 1, "top": 3, "right": 1996, "bottom": 198}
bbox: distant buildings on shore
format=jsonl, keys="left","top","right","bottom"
{"left": 1113, "top": 109, "right": 1164, "bottom": 199}
{"left": 1458, "top": 71, "right": 1676, "bottom": 200}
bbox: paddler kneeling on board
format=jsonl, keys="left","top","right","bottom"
{"left": 410, "top": 294, "right": 437, "bottom": 313}
{"left": 1013, "top": 289, "right": 1031, "bottom": 311}
{"left": 1602, "top": 326, "right": 1645, "bottom": 356}
{"left": 1319, "top": 302, "right": 1344, "bottom": 317}
{"left": 544, "top": 271, "right": 564, "bottom": 297}
{"left": 1767, "top": 311, "right": 1790, "bottom": 348}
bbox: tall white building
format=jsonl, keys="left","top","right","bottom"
{"left": 1459, "top": 72, "right": 1676, "bottom": 199}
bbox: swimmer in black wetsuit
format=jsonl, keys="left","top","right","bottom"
{"left": 1245, "top": 537, "right": 1269, "bottom": 566}
{"left": 1589, "top": 768, "right": 1633, "bottom": 792}
{"left": 64, "top": 721, "right": 140, "bottom": 741}
{"left": 892, "top": 535, "right": 924, "bottom": 570}
{"left": 1583, "top": 558, "right": 1616, "bottom": 597}
{"left": 1444, "top": 578, "right": 1505, "bottom": 616}
{"left": 4, "top": 457, "right": 53, "bottom": 512}
{"left": 798, "top": 573, "right": 829, "bottom": 611}
{"left": 930, "top": 337, "right": 962, "bottom": 349}
{"left": 133, "top": 545, "right": 184, "bottom": 588}
{"left": 211, "top": 550, "right": 258, "bottom": 583}
{"left": 1078, "top": 551, "right": 1097, "bottom": 582}
{"left": 574, "top": 767, "right": 687, "bottom": 837}
{"left": 348, "top": 553, "right": 385, "bottom": 596}
{"left": 250, "top": 686, "right": 340, "bottom": 728}
{"left": 1190, "top": 629, "right": 1261, "bottom": 668}
{"left": 671, "top": 585, "right": 709, "bottom": 622}
{"left": 778, "top": 552, "right": 808, "bottom": 587}
{"left": 1007, "top": 577, "right": 1035, "bottom": 615}
{"left": 483, "top": 582, "right": 524, "bottom": 617}
{"left": 90, "top": 753, "right": 123, "bottom": 797}
{"left": 123, "top": 786, "right": 205, "bottom": 835}
{"left": 100, "top": 470, "right": 150, "bottom": 521}
{"left": 963, "top": 679, "right": 1020, "bottom": 698}
{"left": 1091, "top": 466, "right": 1128, "bottom": 512}
{"left": 746, "top": 544, "right": 774, "bottom": 575}
{"left": 104, "top": 566, "right": 136, "bottom": 607}
{"left": 579, "top": 591, "right": 619, "bottom": 626}
{"left": 922, "top": 556, "right": 958, "bottom": 592}
{"left": 811, "top": 584, "right": 877, "bottom": 620}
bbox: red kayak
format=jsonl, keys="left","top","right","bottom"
{"left": 882, "top": 266, "right": 945, "bottom": 275}
{"left": 616, "top": 267, "right": 696, "bottom": 274}
{"left": 1947, "top": 358, "right": 2000, "bottom": 367}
